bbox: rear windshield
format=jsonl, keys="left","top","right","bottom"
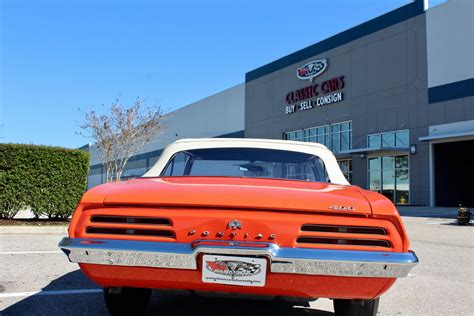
{"left": 160, "top": 147, "right": 328, "bottom": 182}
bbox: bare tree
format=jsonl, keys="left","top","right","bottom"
{"left": 80, "top": 98, "right": 165, "bottom": 182}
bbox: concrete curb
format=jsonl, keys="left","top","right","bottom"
{"left": 0, "top": 226, "right": 69, "bottom": 234}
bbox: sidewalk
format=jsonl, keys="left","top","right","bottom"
{"left": 397, "top": 206, "right": 459, "bottom": 218}
{"left": 0, "top": 226, "right": 68, "bottom": 234}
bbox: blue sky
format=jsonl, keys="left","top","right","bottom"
{"left": 1, "top": 0, "right": 442, "bottom": 148}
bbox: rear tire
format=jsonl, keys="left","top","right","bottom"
{"left": 103, "top": 287, "right": 151, "bottom": 316}
{"left": 333, "top": 298, "right": 380, "bottom": 316}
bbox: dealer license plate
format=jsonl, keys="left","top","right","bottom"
{"left": 202, "top": 255, "right": 267, "bottom": 287}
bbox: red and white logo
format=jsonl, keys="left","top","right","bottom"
{"left": 205, "top": 260, "right": 261, "bottom": 279}
{"left": 297, "top": 59, "right": 328, "bottom": 82}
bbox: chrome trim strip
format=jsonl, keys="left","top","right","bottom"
{"left": 59, "top": 238, "right": 418, "bottom": 278}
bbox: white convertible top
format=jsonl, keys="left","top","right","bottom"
{"left": 143, "top": 138, "right": 350, "bottom": 185}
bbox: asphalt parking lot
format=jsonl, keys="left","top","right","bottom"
{"left": 1, "top": 215, "right": 473, "bottom": 316}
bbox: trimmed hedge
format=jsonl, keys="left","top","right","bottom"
{"left": 0, "top": 144, "right": 90, "bottom": 219}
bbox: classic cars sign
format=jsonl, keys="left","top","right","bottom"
{"left": 285, "top": 75, "right": 345, "bottom": 115}
{"left": 286, "top": 58, "right": 345, "bottom": 114}
{"left": 296, "top": 59, "right": 328, "bottom": 82}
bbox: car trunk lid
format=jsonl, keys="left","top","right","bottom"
{"left": 102, "top": 177, "right": 372, "bottom": 215}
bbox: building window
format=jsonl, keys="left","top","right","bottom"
{"left": 382, "top": 133, "right": 395, "bottom": 148}
{"left": 368, "top": 134, "right": 381, "bottom": 148}
{"left": 338, "top": 159, "right": 352, "bottom": 183}
{"left": 395, "top": 130, "right": 409, "bottom": 147}
{"left": 284, "top": 121, "right": 352, "bottom": 153}
{"left": 368, "top": 155, "right": 409, "bottom": 205}
{"left": 285, "top": 130, "right": 303, "bottom": 141}
{"left": 303, "top": 128, "right": 315, "bottom": 143}
{"left": 367, "top": 130, "right": 409, "bottom": 149}
{"left": 301, "top": 125, "right": 330, "bottom": 147}
{"left": 332, "top": 121, "right": 352, "bottom": 153}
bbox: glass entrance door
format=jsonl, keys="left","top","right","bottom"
{"left": 368, "top": 155, "right": 409, "bottom": 205}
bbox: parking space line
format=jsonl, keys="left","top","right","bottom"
{"left": 0, "top": 251, "right": 62, "bottom": 255}
{"left": 424, "top": 221, "right": 455, "bottom": 225}
{"left": 0, "top": 289, "right": 102, "bottom": 298}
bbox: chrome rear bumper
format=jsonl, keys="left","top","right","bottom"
{"left": 59, "top": 237, "right": 418, "bottom": 278}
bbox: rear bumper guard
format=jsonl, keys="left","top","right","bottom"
{"left": 59, "top": 238, "right": 418, "bottom": 278}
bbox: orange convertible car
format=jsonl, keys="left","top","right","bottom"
{"left": 59, "top": 138, "right": 418, "bottom": 315}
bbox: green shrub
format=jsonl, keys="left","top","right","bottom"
{"left": 0, "top": 144, "right": 90, "bottom": 219}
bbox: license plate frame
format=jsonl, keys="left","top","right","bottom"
{"left": 202, "top": 254, "right": 267, "bottom": 287}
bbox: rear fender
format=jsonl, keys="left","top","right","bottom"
{"left": 359, "top": 190, "right": 410, "bottom": 252}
